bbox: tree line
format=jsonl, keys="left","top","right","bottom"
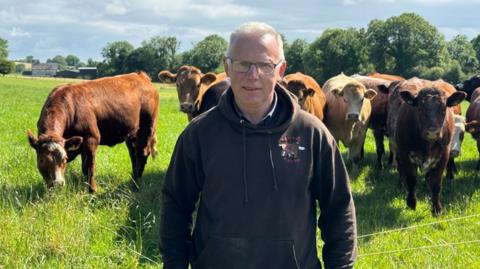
{"left": 2, "top": 13, "right": 480, "bottom": 84}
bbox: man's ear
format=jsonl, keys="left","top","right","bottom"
{"left": 64, "top": 136, "right": 83, "bottom": 151}
{"left": 27, "top": 130, "right": 38, "bottom": 149}
{"left": 400, "top": 91, "right": 417, "bottom": 106}
{"left": 158, "top": 70, "right": 177, "bottom": 83}
{"left": 277, "top": 61, "right": 287, "bottom": 80}
{"left": 200, "top": 73, "right": 217, "bottom": 86}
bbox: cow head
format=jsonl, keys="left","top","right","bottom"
{"left": 284, "top": 80, "right": 315, "bottom": 108}
{"left": 158, "top": 65, "right": 217, "bottom": 114}
{"left": 450, "top": 115, "right": 466, "bottom": 158}
{"left": 465, "top": 120, "right": 480, "bottom": 139}
{"left": 455, "top": 74, "right": 480, "bottom": 102}
{"left": 27, "top": 130, "right": 83, "bottom": 188}
{"left": 331, "top": 82, "right": 377, "bottom": 122}
{"left": 400, "top": 88, "right": 466, "bottom": 141}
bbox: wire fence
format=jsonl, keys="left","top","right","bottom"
{"left": 358, "top": 212, "right": 480, "bottom": 257}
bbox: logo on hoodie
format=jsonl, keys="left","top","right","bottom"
{"left": 278, "top": 136, "right": 305, "bottom": 162}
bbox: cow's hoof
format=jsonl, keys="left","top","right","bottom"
{"left": 407, "top": 197, "right": 416, "bottom": 210}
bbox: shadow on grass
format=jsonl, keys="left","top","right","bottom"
{"left": 94, "top": 168, "right": 167, "bottom": 266}
{"left": 352, "top": 151, "right": 480, "bottom": 242}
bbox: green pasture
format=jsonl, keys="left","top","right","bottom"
{"left": 0, "top": 76, "right": 479, "bottom": 268}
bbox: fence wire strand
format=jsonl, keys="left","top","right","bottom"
{"left": 358, "top": 213, "right": 480, "bottom": 239}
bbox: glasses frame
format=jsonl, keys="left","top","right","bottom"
{"left": 226, "top": 57, "right": 284, "bottom": 75}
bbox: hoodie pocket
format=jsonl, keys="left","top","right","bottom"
{"left": 192, "top": 235, "right": 300, "bottom": 269}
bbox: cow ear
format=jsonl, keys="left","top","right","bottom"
{"left": 64, "top": 136, "right": 83, "bottom": 151}
{"left": 364, "top": 89, "right": 377, "bottom": 100}
{"left": 400, "top": 91, "right": 417, "bottom": 106}
{"left": 306, "top": 88, "right": 315, "bottom": 97}
{"left": 378, "top": 83, "right": 390, "bottom": 94}
{"left": 27, "top": 130, "right": 38, "bottom": 149}
{"left": 447, "top": 91, "right": 466, "bottom": 107}
{"left": 158, "top": 70, "right": 177, "bottom": 83}
{"left": 200, "top": 73, "right": 217, "bottom": 86}
{"left": 331, "top": 88, "right": 343, "bottom": 97}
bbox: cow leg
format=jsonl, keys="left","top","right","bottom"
{"left": 126, "top": 137, "right": 137, "bottom": 177}
{"left": 373, "top": 128, "right": 385, "bottom": 169}
{"left": 477, "top": 140, "right": 480, "bottom": 170}
{"left": 398, "top": 160, "right": 417, "bottom": 210}
{"left": 446, "top": 158, "right": 456, "bottom": 180}
{"left": 133, "top": 113, "right": 155, "bottom": 183}
{"left": 81, "top": 137, "right": 99, "bottom": 193}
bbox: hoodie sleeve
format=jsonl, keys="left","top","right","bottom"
{"left": 159, "top": 130, "right": 203, "bottom": 269}
{"left": 313, "top": 132, "right": 357, "bottom": 269}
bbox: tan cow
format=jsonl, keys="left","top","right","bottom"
{"left": 282, "top": 72, "right": 326, "bottom": 121}
{"left": 322, "top": 73, "right": 377, "bottom": 169}
{"left": 158, "top": 65, "right": 227, "bottom": 121}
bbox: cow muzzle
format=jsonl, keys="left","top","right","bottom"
{"left": 347, "top": 113, "right": 360, "bottom": 122}
{"left": 425, "top": 129, "right": 441, "bottom": 141}
{"left": 179, "top": 102, "right": 195, "bottom": 113}
{"left": 450, "top": 149, "right": 460, "bottom": 158}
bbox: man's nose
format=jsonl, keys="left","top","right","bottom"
{"left": 245, "top": 64, "right": 260, "bottom": 78}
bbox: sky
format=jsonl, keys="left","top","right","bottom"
{"left": 1, "top": 0, "right": 480, "bottom": 63}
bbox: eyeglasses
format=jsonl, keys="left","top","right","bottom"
{"left": 226, "top": 58, "right": 283, "bottom": 75}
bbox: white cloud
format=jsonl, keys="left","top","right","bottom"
{"left": 10, "top": 27, "right": 30, "bottom": 37}
{"left": 343, "top": 0, "right": 358, "bottom": 5}
{"left": 105, "top": 0, "right": 129, "bottom": 15}
{"left": 411, "top": 0, "right": 480, "bottom": 3}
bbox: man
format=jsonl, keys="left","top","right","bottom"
{"left": 160, "top": 22, "right": 357, "bottom": 269}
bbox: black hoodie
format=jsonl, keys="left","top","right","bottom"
{"left": 160, "top": 84, "right": 357, "bottom": 269}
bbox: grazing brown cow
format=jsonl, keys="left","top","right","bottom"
{"left": 322, "top": 73, "right": 377, "bottom": 169}
{"left": 27, "top": 72, "right": 159, "bottom": 193}
{"left": 282, "top": 72, "right": 326, "bottom": 120}
{"left": 465, "top": 87, "right": 480, "bottom": 170}
{"left": 352, "top": 75, "right": 393, "bottom": 168}
{"left": 158, "top": 65, "right": 227, "bottom": 121}
{"left": 387, "top": 77, "right": 465, "bottom": 215}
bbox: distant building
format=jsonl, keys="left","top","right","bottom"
{"left": 31, "top": 63, "right": 58, "bottom": 77}
{"left": 78, "top": 67, "right": 98, "bottom": 79}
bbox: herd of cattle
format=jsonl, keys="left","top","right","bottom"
{"left": 26, "top": 66, "right": 480, "bottom": 216}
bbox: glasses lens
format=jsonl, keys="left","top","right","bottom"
{"left": 234, "top": 61, "right": 251, "bottom": 73}
{"left": 257, "top": 62, "right": 274, "bottom": 74}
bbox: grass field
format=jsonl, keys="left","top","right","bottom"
{"left": 0, "top": 76, "right": 479, "bottom": 268}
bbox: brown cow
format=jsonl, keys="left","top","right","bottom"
{"left": 368, "top": 72, "right": 405, "bottom": 82}
{"left": 282, "top": 72, "right": 326, "bottom": 120}
{"left": 465, "top": 87, "right": 480, "bottom": 170}
{"left": 387, "top": 77, "right": 465, "bottom": 215}
{"left": 27, "top": 72, "right": 159, "bottom": 193}
{"left": 158, "top": 65, "right": 227, "bottom": 121}
{"left": 352, "top": 75, "right": 393, "bottom": 168}
{"left": 322, "top": 73, "right": 377, "bottom": 170}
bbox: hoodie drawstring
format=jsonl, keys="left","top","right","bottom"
{"left": 241, "top": 120, "right": 249, "bottom": 203}
{"left": 268, "top": 132, "right": 278, "bottom": 191}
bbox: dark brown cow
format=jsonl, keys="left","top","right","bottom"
{"left": 387, "top": 77, "right": 465, "bottom": 215}
{"left": 27, "top": 72, "right": 159, "bottom": 193}
{"left": 456, "top": 74, "right": 480, "bottom": 101}
{"left": 282, "top": 72, "right": 326, "bottom": 120}
{"left": 352, "top": 75, "right": 393, "bottom": 168}
{"left": 465, "top": 87, "right": 480, "bottom": 169}
{"left": 158, "top": 65, "right": 227, "bottom": 121}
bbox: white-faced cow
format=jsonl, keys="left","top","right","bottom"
{"left": 27, "top": 72, "right": 159, "bottom": 193}
{"left": 158, "top": 65, "right": 228, "bottom": 121}
{"left": 387, "top": 77, "right": 466, "bottom": 215}
{"left": 322, "top": 73, "right": 377, "bottom": 170}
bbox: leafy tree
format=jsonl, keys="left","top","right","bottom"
{"left": 26, "top": 55, "right": 34, "bottom": 63}
{"left": 188, "top": 34, "right": 227, "bottom": 72}
{"left": 65, "top": 54, "right": 81, "bottom": 67}
{"left": 285, "top": 38, "right": 308, "bottom": 74}
{"left": 446, "top": 35, "right": 479, "bottom": 75}
{"left": 101, "top": 41, "right": 134, "bottom": 75}
{"left": 303, "top": 28, "right": 371, "bottom": 84}
{"left": 472, "top": 34, "right": 480, "bottom": 66}
{"left": 0, "top": 58, "right": 14, "bottom": 75}
{"left": 124, "top": 46, "right": 156, "bottom": 76}
{"left": 141, "top": 36, "right": 180, "bottom": 72}
{"left": 0, "top": 38, "right": 8, "bottom": 59}
{"left": 47, "top": 55, "right": 67, "bottom": 69}
{"left": 15, "top": 63, "right": 26, "bottom": 73}
{"left": 86, "top": 58, "right": 99, "bottom": 67}
{"left": 366, "top": 13, "right": 447, "bottom": 77}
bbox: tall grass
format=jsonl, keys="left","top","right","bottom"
{"left": 0, "top": 76, "right": 479, "bottom": 268}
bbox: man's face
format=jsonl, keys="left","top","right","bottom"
{"left": 224, "top": 34, "right": 286, "bottom": 113}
